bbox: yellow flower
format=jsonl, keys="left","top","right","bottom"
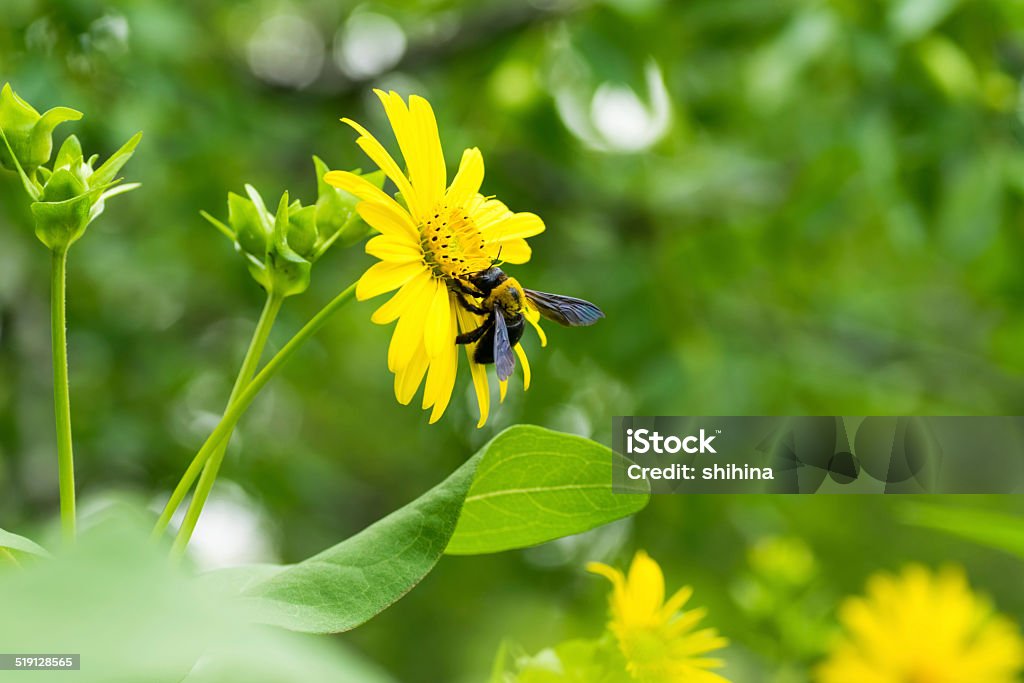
{"left": 325, "top": 90, "right": 546, "bottom": 426}
{"left": 587, "top": 551, "right": 731, "bottom": 683}
{"left": 816, "top": 565, "right": 1024, "bottom": 683}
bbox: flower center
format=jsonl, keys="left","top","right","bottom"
{"left": 419, "top": 205, "right": 491, "bottom": 280}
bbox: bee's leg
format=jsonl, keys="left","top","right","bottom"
{"left": 454, "top": 291, "right": 489, "bottom": 316}
{"left": 450, "top": 280, "right": 484, "bottom": 298}
{"left": 456, "top": 316, "right": 494, "bottom": 345}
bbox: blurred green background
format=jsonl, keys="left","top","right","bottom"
{"left": 2, "top": 0, "right": 1024, "bottom": 681}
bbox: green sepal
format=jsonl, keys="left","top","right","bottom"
{"left": 245, "top": 184, "right": 274, "bottom": 232}
{"left": 264, "top": 250, "right": 311, "bottom": 298}
{"left": 90, "top": 131, "right": 142, "bottom": 188}
{"left": 53, "top": 134, "right": 84, "bottom": 172}
{"left": 200, "top": 210, "right": 235, "bottom": 242}
{"left": 286, "top": 205, "right": 318, "bottom": 260}
{"left": 0, "top": 127, "right": 42, "bottom": 199}
{"left": 229, "top": 191, "right": 269, "bottom": 259}
{"left": 89, "top": 181, "right": 140, "bottom": 226}
{"left": 31, "top": 191, "right": 94, "bottom": 251}
{"left": 39, "top": 166, "right": 86, "bottom": 203}
{"left": 0, "top": 83, "right": 82, "bottom": 172}
{"left": 265, "top": 192, "right": 312, "bottom": 298}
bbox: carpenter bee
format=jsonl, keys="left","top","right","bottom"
{"left": 452, "top": 267, "right": 604, "bottom": 381}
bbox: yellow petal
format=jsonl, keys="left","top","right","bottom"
{"left": 524, "top": 304, "right": 547, "bottom": 346}
{"left": 356, "top": 260, "right": 423, "bottom": 301}
{"left": 661, "top": 584, "right": 695, "bottom": 619}
{"left": 323, "top": 171, "right": 414, "bottom": 229}
{"left": 409, "top": 95, "right": 447, "bottom": 201}
{"left": 374, "top": 90, "right": 446, "bottom": 209}
{"left": 425, "top": 306, "right": 459, "bottom": 422}
{"left": 366, "top": 233, "right": 422, "bottom": 262}
{"left": 499, "top": 379, "right": 507, "bottom": 403}
{"left": 586, "top": 561, "right": 626, "bottom": 592}
{"left": 626, "top": 550, "right": 665, "bottom": 617}
{"left": 371, "top": 270, "right": 432, "bottom": 324}
{"left": 394, "top": 343, "right": 429, "bottom": 405}
{"left": 425, "top": 282, "right": 454, "bottom": 360}
{"left": 342, "top": 117, "right": 423, "bottom": 219}
{"left": 481, "top": 211, "right": 545, "bottom": 241}
{"left": 514, "top": 344, "right": 531, "bottom": 391}
{"left": 468, "top": 195, "right": 513, "bottom": 230}
{"left": 323, "top": 170, "right": 388, "bottom": 202}
{"left": 456, "top": 306, "right": 490, "bottom": 427}
{"left": 445, "top": 148, "right": 484, "bottom": 209}
{"left": 484, "top": 238, "right": 531, "bottom": 264}
{"left": 424, "top": 282, "right": 452, "bottom": 358}
{"left": 357, "top": 201, "right": 419, "bottom": 241}
{"left": 387, "top": 278, "right": 434, "bottom": 371}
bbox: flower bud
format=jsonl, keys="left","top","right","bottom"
{"left": 207, "top": 187, "right": 314, "bottom": 298}
{"left": 0, "top": 83, "right": 82, "bottom": 173}
{"left": 29, "top": 131, "right": 142, "bottom": 251}
{"left": 201, "top": 163, "right": 380, "bottom": 298}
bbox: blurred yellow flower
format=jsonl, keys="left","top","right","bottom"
{"left": 325, "top": 90, "right": 545, "bottom": 426}
{"left": 817, "top": 565, "right": 1024, "bottom": 683}
{"left": 587, "top": 551, "right": 731, "bottom": 683}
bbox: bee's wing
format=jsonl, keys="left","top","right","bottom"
{"left": 524, "top": 289, "right": 605, "bottom": 327}
{"left": 493, "top": 310, "right": 516, "bottom": 382}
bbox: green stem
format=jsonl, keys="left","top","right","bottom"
{"left": 166, "top": 282, "right": 357, "bottom": 557}
{"left": 51, "top": 248, "right": 75, "bottom": 542}
{"left": 166, "top": 292, "right": 282, "bottom": 548}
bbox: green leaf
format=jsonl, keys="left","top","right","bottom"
{"left": 219, "top": 426, "right": 644, "bottom": 634}
{"left": 903, "top": 503, "right": 1024, "bottom": 559}
{"left": 0, "top": 527, "right": 51, "bottom": 560}
{"left": 446, "top": 426, "right": 649, "bottom": 555}
{"left": 238, "top": 450, "right": 481, "bottom": 633}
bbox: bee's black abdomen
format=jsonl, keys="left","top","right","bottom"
{"left": 472, "top": 314, "right": 525, "bottom": 366}
{"left": 506, "top": 315, "right": 525, "bottom": 348}
{"left": 473, "top": 325, "right": 496, "bottom": 364}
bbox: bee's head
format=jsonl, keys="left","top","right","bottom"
{"left": 466, "top": 266, "right": 507, "bottom": 295}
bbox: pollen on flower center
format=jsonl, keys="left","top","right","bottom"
{"left": 419, "top": 204, "right": 491, "bottom": 279}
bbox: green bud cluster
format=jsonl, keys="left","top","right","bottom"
{"left": 202, "top": 157, "right": 383, "bottom": 298}
{"left": 0, "top": 83, "right": 141, "bottom": 252}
